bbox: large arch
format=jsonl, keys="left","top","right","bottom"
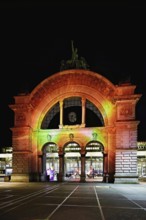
{"left": 9, "top": 69, "right": 141, "bottom": 183}
{"left": 29, "top": 69, "right": 116, "bottom": 129}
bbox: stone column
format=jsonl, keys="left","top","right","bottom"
{"left": 80, "top": 150, "right": 86, "bottom": 182}
{"left": 81, "top": 97, "right": 86, "bottom": 127}
{"left": 59, "top": 100, "right": 63, "bottom": 128}
{"left": 10, "top": 127, "right": 32, "bottom": 182}
{"left": 42, "top": 153, "right": 47, "bottom": 181}
{"left": 58, "top": 148, "right": 64, "bottom": 182}
{"left": 107, "top": 127, "right": 116, "bottom": 183}
{"left": 38, "top": 155, "right": 42, "bottom": 173}
{"left": 38, "top": 154, "right": 46, "bottom": 182}
{"left": 103, "top": 152, "right": 108, "bottom": 182}
{"left": 38, "top": 155, "right": 42, "bottom": 181}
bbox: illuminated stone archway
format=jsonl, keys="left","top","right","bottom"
{"left": 9, "top": 69, "right": 141, "bottom": 183}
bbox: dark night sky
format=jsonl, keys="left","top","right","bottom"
{"left": 0, "top": 2, "right": 146, "bottom": 146}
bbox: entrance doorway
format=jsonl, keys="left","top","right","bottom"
{"left": 43, "top": 142, "right": 59, "bottom": 182}
{"left": 64, "top": 142, "right": 81, "bottom": 181}
{"left": 46, "top": 155, "right": 59, "bottom": 181}
{"left": 85, "top": 141, "right": 104, "bottom": 182}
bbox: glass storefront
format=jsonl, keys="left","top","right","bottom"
{"left": 46, "top": 154, "right": 59, "bottom": 181}
{"left": 137, "top": 157, "right": 146, "bottom": 177}
{"left": 64, "top": 154, "right": 81, "bottom": 180}
{"left": 85, "top": 141, "right": 104, "bottom": 181}
{"left": 43, "top": 141, "right": 104, "bottom": 182}
{"left": 44, "top": 143, "right": 59, "bottom": 181}
{"left": 137, "top": 142, "right": 146, "bottom": 178}
{"left": 85, "top": 153, "right": 103, "bottom": 181}
{"left": 64, "top": 142, "right": 81, "bottom": 181}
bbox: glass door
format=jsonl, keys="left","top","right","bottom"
{"left": 64, "top": 152, "right": 81, "bottom": 180}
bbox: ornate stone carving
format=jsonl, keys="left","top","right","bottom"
{"left": 69, "top": 133, "right": 74, "bottom": 141}
{"left": 30, "top": 71, "right": 115, "bottom": 107}
{"left": 120, "top": 106, "right": 132, "bottom": 116}
{"left": 16, "top": 113, "right": 26, "bottom": 122}
{"left": 47, "top": 134, "right": 52, "bottom": 142}
{"left": 60, "top": 41, "right": 89, "bottom": 70}
{"left": 117, "top": 104, "right": 134, "bottom": 120}
{"left": 92, "top": 132, "right": 98, "bottom": 140}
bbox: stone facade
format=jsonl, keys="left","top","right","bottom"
{"left": 115, "top": 150, "right": 138, "bottom": 183}
{"left": 9, "top": 69, "right": 141, "bottom": 183}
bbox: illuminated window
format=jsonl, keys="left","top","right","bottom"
{"left": 41, "top": 97, "right": 104, "bottom": 129}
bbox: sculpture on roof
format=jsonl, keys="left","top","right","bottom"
{"left": 60, "top": 40, "right": 89, "bottom": 71}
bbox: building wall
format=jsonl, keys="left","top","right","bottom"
{"left": 9, "top": 69, "right": 141, "bottom": 183}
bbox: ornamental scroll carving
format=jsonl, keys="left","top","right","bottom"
{"left": 15, "top": 113, "right": 26, "bottom": 125}
{"left": 117, "top": 104, "right": 134, "bottom": 120}
{"left": 120, "top": 106, "right": 132, "bottom": 116}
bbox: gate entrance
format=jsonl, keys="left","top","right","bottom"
{"left": 85, "top": 141, "right": 104, "bottom": 182}
{"left": 64, "top": 142, "right": 81, "bottom": 181}
{"left": 43, "top": 143, "right": 59, "bottom": 182}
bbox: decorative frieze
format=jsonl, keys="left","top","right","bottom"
{"left": 30, "top": 70, "right": 115, "bottom": 108}
{"left": 117, "top": 103, "right": 135, "bottom": 121}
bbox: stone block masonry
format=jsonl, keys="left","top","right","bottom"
{"left": 114, "top": 149, "right": 138, "bottom": 183}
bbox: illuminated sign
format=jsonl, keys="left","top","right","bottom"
{"left": 65, "top": 146, "right": 81, "bottom": 152}
{"left": 86, "top": 146, "right": 101, "bottom": 151}
{"left": 86, "top": 142, "right": 103, "bottom": 152}
{"left": 64, "top": 142, "right": 81, "bottom": 152}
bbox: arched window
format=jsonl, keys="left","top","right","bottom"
{"left": 41, "top": 97, "right": 104, "bottom": 129}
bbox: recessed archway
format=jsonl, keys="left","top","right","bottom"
{"left": 42, "top": 142, "right": 59, "bottom": 182}
{"left": 85, "top": 141, "right": 104, "bottom": 182}
{"left": 63, "top": 141, "right": 81, "bottom": 181}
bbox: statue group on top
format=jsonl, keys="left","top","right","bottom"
{"left": 60, "top": 40, "right": 89, "bottom": 71}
